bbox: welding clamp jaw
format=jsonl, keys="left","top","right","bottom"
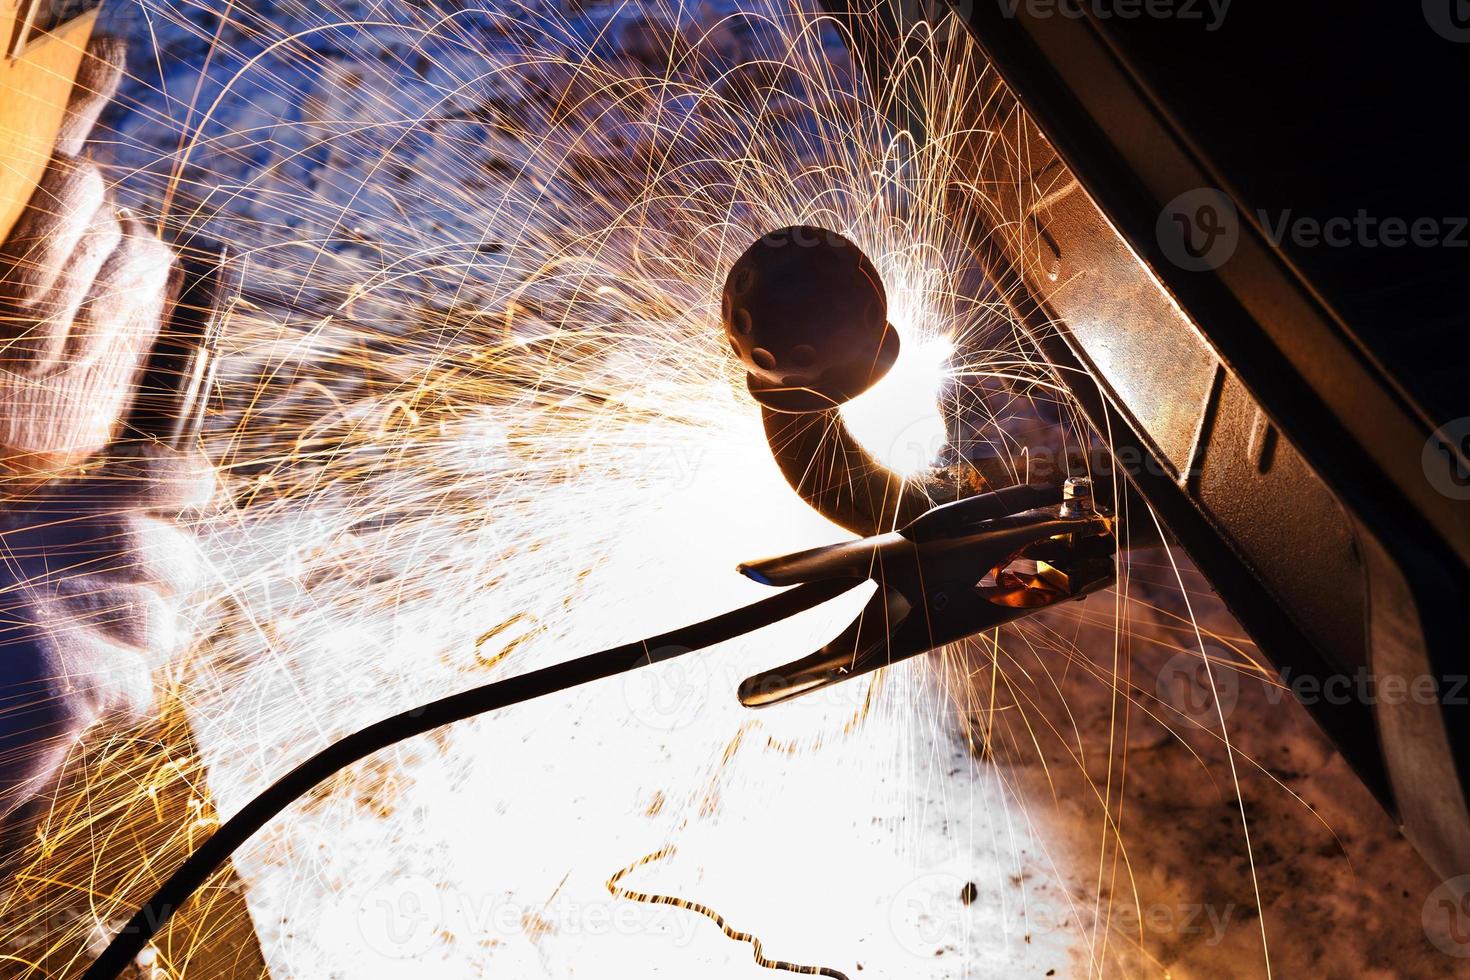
{"left": 734, "top": 481, "right": 1116, "bottom": 707}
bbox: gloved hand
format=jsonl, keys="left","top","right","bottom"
{"left": 0, "top": 37, "right": 215, "bottom": 822}
{"left": 0, "top": 36, "right": 166, "bottom": 474}
{"left": 0, "top": 452, "right": 212, "bottom": 815}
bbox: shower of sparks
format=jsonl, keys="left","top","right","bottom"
{"left": 0, "top": 1, "right": 1305, "bottom": 977}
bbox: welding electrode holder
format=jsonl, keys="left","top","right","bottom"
{"left": 124, "top": 239, "right": 240, "bottom": 450}
{"left": 723, "top": 224, "right": 973, "bottom": 534}
{"left": 721, "top": 225, "right": 1145, "bottom": 539}
{"left": 723, "top": 225, "right": 898, "bottom": 414}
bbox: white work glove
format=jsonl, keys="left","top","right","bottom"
{"left": 0, "top": 37, "right": 215, "bottom": 821}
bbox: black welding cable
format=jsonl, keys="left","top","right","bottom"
{"left": 83, "top": 578, "right": 855, "bottom": 979}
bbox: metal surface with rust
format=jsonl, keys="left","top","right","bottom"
{"left": 930, "top": 0, "right": 1470, "bottom": 882}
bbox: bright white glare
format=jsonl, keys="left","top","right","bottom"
{"left": 840, "top": 327, "right": 954, "bottom": 478}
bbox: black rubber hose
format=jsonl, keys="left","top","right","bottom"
{"left": 83, "top": 578, "right": 854, "bottom": 978}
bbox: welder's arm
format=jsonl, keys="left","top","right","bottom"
{"left": 0, "top": 37, "right": 213, "bottom": 821}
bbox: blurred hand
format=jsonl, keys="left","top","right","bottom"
{"left": 0, "top": 450, "right": 212, "bottom": 815}
{"left": 0, "top": 37, "right": 216, "bottom": 822}
{"left": 0, "top": 35, "right": 167, "bottom": 475}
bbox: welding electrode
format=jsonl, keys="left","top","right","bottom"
{"left": 722, "top": 225, "right": 898, "bottom": 413}
{"left": 126, "top": 241, "right": 237, "bottom": 449}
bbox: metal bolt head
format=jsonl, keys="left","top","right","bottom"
{"left": 1060, "top": 476, "right": 1094, "bottom": 518}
